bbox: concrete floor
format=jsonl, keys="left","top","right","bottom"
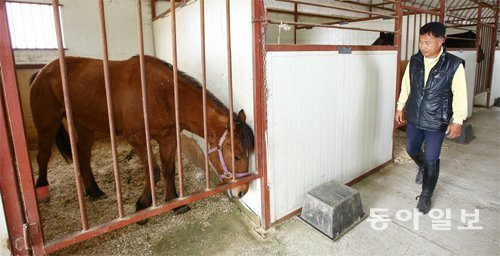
{"left": 153, "top": 107, "right": 499, "bottom": 256}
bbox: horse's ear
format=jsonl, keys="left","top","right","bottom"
{"left": 238, "top": 110, "right": 246, "bottom": 123}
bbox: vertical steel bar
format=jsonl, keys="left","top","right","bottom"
{"left": 393, "top": 0, "right": 403, "bottom": 177}
{"left": 225, "top": 0, "right": 236, "bottom": 181}
{"left": 98, "top": 0, "right": 124, "bottom": 218}
{"left": 136, "top": 0, "right": 157, "bottom": 207}
{"left": 405, "top": 13, "right": 410, "bottom": 61}
{"left": 439, "top": 0, "right": 445, "bottom": 23}
{"left": 474, "top": 4, "right": 483, "bottom": 94}
{"left": 0, "top": 1, "right": 45, "bottom": 253}
{"left": 419, "top": 14, "right": 422, "bottom": 47}
{"left": 251, "top": 0, "right": 269, "bottom": 230}
{"left": 486, "top": 5, "right": 498, "bottom": 105}
{"left": 412, "top": 14, "right": 417, "bottom": 55}
{"left": 151, "top": 0, "right": 156, "bottom": 20}
{"left": 52, "top": 0, "right": 88, "bottom": 230}
{"left": 199, "top": 0, "right": 210, "bottom": 190}
{"left": 0, "top": 94, "right": 27, "bottom": 255}
{"left": 293, "top": 3, "right": 297, "bottom": 45}
{"left": 170, "top": 0, "right": 185, "bottom": 198}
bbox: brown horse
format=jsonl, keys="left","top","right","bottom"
{"left": 30, "top": 55, "right": 254, "bottom": 214}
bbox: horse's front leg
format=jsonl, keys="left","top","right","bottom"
{"left": 159, "top": 138, "right": 190, "bottom": 214}
{"left": 127, "top": 135, "right": 161, "bottom": 214}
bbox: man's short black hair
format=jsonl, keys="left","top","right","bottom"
{"left": 420, "top": 22, "right": 446, "bottom": 38}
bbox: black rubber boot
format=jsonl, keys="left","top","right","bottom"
{"left": 416, "top": 159, "right": 440, "bottom": 214}
{"left": 410, "top": 153, "right": 424, "bottom": 184}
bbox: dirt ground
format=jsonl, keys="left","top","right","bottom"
{"left": 31, "top": 128, "right": 456, "bottom": 255}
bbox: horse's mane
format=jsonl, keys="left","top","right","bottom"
{"left": 140, "top": 56, "right": 255, "bottom": 153}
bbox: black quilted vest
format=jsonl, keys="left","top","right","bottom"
{"left": 406, "top": 50, "right": 465, "bottom": 131}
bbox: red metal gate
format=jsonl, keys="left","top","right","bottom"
{"left": 0, "top": 0, "right": 265, "bottom": 254}
{"left": 472, "top": 2, "right": 498, "bottom": 107}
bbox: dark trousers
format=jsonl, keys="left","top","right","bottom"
{"left": 406, "top": 122, "right": 446, "bottom": 162}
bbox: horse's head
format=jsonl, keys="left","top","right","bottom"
{"left": 209, "top": 110, "right": 254, "bottom": 199}
{"left": 372, "top": 32, "right": 395, "bottom": 46}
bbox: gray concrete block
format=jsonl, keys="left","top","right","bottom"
{"left": 454, "top": 122, "right": 475, "bottom": 144}
{"left": 300, "top": 180, "right": 364, "bottom": 240}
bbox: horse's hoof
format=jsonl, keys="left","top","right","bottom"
{"left": 86, "top": 189, "right": 107, "bottom": 201}
{"left": 36, "top": 186, "right": 50, "bottom": 203}
{"left": 173, "top": 205, "right": 190, "bottom": 214}
{"left": 89, "top": 193, "right": 108, "bottom": 201}
{"left": 136, "top": 218, "right": 149, "bottom": 225}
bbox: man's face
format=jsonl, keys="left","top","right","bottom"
{"left": 418, "top": 33, "right": 444, "bottom": 58}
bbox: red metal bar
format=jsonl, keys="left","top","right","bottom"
{"left": 485, "top": 21, "right": 497, "bottom": 106}
{"left": 0, "top": 74, "right": 28, "bottom": 256}
{"left": 151, "top": 0, "right": 156, "bottom": 20}
{"left": 225, "top": 0, "right": 236, "bottom": 181}
{"left": 403, "top": 5, "right": 440, "bottom": 16}
{"left": 0, "top": 1, "right": 45, "bottom": 253}
{"left": 170, "top": 0, "right": 185, "bottom": 198}
{"left": 293, "top": 3, "right": 297, "bottom": 45}
{"left": 199, "top": 0, "right": 210, "bottom": 190}
{"left": 439, "top": 0, "right": 445, "bottom": 23}
{"left": 52, "top": 0, "right": 89, "bottom": 231}
{"left": 405, "top": 12, "right": 410, "bottom": 61}
{"left": 98, "top": 0, "right": 124, "bottom": 219}
{"left": 266, "top": 45, "right": 398, "bottom": 51}
{"left": 136, "top": 0, "right": 157, "bottom": 207}
{"left": 393, "top": 1, "right": 403, "bottom": 162}
{"left": 252, "top": 0, "right": 270, "bottom": 230}
{"left": 412, "top": 14, "right": 417, "bottom": 56}
{"left": 419, "top": 14, "right": 423, "bottom": 40}
{"left": 43, "top": 173, "right": 260, "bottom": 254}
{"left": 275, "top": 0, "right": 396, "bottom": 19}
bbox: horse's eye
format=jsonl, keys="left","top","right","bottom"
{"left": 235, "top": 155, "right": 241, "bottom": 161}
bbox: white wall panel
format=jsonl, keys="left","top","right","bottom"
{"left": 152, "top": 0, "right": 260, "bottom": 216}
{"left": 13, "top": 0, "right": 155, "bottom": 64}
{"left": 266, "top": 51, "right": 397, "bottom": 222}
{"left": 0, "top": 192, "right": 9, "bottom": 255}
{"left": 489, "top": 50, "right": 500, "bottom": 106}
{"left": 448, "top": 50, "right": 476, "bottom": 118}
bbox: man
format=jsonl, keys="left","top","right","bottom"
{"left": 395, "top": 22, "right": 467, "bottom": 214}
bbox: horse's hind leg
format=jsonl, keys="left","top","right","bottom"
{"left": 33, "top": 117, "right": 62, "bottom": 202}
{"left": 31, "top": 99, "right": 65, "bottom": 202}
{"left": 74, "top": 124, "right": 106, "bottom": 200}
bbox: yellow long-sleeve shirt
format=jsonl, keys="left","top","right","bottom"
{"left": 397, "top": 48, "right": 468, "bottom": 125}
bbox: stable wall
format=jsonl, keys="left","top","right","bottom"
{"left": 13, "top": 0, "right": 155, "bottom": 64}
{"left": 265, "top": 50, "right": 397, "bottom": 222}
{"left": 0, "top": 192, "right": 8, "bottom": 255}
{"left": 489, "top": 50, "right": 500, "bottom": 106}
{"left": 448, "top": 50, "right": 477, "bottom": 119}
{"left": 152, "top": 0, "right": 260, "bottom": 217}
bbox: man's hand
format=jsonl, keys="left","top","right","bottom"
{"left": 446, "top": 123, "right": 462, "bottom": 139}
{"left": 395, "top": 110, "right": 405, "bottom": 125}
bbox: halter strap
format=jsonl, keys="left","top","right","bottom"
{"left": 208, "top": 130, "right": 248, "bottom": 180}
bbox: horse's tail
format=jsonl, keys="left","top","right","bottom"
{"left": 55, "top": 124, "right": 73, "bottom": 163}
{"left": 29, "top": 71, "right": 39, "bottom": 86}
